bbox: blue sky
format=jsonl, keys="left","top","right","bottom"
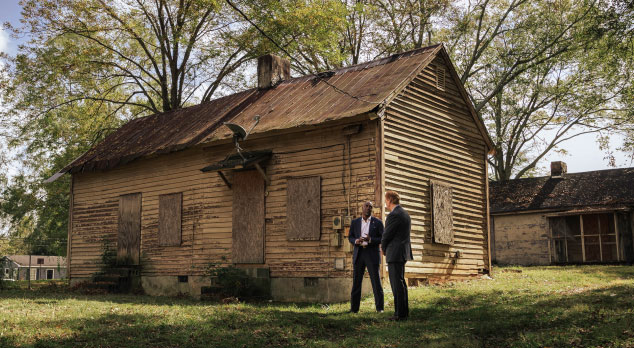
{"left": 0, "top": 0, "right": 23, "bottom": 56}
{"left": 0, "top": 0, "right": 631, "bottom": 175}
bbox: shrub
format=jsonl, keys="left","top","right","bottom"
{"left": 205, "top": 265, "right": 268, "bottom": 300}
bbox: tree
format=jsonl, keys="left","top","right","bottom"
{"left": 234, "top": 0, "right": 348, "bottom": 74}
{"left": 330, "top": 0, "right": 632, "bottom": 179}
{"left": 445, "top": 0, "right": 633, "bottom": 179}
{"left": 0, "top": 0, "right": 349, "bottom": 254}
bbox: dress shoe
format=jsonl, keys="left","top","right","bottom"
{"left": 388, "top": 316, "right": 407, "bottom": 321}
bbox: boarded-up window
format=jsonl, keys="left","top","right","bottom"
{"left": 118, "top": 193, "right": 142, "bottom": 265}
{"left": 232, "top": 171, "right": 265, "bottom": 264}
{"left": 159, "top": 192, "right": 182, "bottom": 246}
{"left": 431, "top": 181, "right": 453, "bottom": 245}
{"left": 286, "top": 176, "right": 321, "bottom": 241}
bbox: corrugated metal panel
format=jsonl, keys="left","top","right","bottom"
{"left": 59, "top": 45, "right": 441, "bottom": 175}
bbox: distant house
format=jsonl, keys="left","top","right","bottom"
{"left": 490, "top": 162, "right": 634, "bottom": 265}
{"left": 1, "top": 255, "right": 67, "bottom": 280}
{"left": 47, "top": 44, "right": 494, "bottom": 301}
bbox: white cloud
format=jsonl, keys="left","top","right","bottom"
{"left": 0, "top": 28, "right": 8, "bottom": 54}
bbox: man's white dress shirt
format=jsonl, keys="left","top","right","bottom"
{"left": 361, "top": 216, "right": 371, "bottom": 247}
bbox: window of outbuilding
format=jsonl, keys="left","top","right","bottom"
{"left": 159, "top": 192, "right": 182, "bottom": 247}
{"left": 550, "top": 213, "right": 618, "bottom": 263}
{"left": 286, "top": 176, "right": 321, "bottom": 241}
{"left": 37, "top": 258, "right": 44, "bottom": 265}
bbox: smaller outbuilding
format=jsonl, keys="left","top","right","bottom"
{"left": 490, "top": 162, "right": 634, "bottom": 265}
{"left": 1, "top": 255, "right": 67, "bottom": 280}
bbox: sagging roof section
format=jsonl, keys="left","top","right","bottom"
{"left": 489, "top": 167, "right": 634, "bottom": 214}
{"left": 48, "top": 44, "right": 493, "bottom": 181}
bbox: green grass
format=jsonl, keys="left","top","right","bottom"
{"left": 1, "top": 266, "right": 633, "bottom": 347}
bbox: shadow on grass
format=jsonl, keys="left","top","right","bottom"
{"left": 1, "top": 283, "right": 633, "bottom": 347}
{"left": 2, "top": 266, "right": 634, "bottom": 348}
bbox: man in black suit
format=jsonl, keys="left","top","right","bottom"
{"left": 348, "top": 201, "right": 384, "bottom": 313}
{"left": 381, "top": 190, "right": 413, "bottom": 321}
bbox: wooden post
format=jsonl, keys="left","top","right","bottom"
{"left": 67, "top": 176, "right": 74, "bottom": 285}
{"left": 378, "top": 117, "right": 387, "bottom": 283}
{"left": 614, "top": 213, "right": 620, "bottom": 261}
{"left": 484, "top": 147, "right": 492, "bottom": 273}
{"left": 580, "top": 215, "right": 586, "bottom": 262}
{"left": 565, "top": 221, "right": 569, "bottom": 262}
{"left": 28, "top": 255, "right": 31, "bottom": 290}
{"left": 598, "top": 215, "right": 603, "bottom": 262}
{"left": 547, "top": 217, "right": 552, "bottom": 264}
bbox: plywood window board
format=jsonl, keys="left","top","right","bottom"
{"left": 431, "top": 180, "right": 454, "bottom": 245}
{"left": 232, "top": 170, "right": 265, "bottom": 264}
{"left": 159, "top": 192, "right": 182, "bottom": 247}
{"left": 118, "top": 193, "right": 142, "bottom": 265}
{"left": 286, "top": 176, "right": 321, "bottom": 241}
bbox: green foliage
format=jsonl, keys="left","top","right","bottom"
{"left": 205, "top": 264, "right": 268, "bottom": 299}
{"left": 240, "top": 0, "right": 348, "bottom": 72}
{"left": 0, "top": 278, "right": 18, "bottom": 290}
{"left": 0, "top": 0, "right": 632, "bottom": 249}
{"left": 100, "top": 242, "right": 117, "bottom": 269}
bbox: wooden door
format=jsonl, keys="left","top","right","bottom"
{"left": 232, "top": 171, "right": 265, "bottom": 264}
{"left": 118, "top": 193, "right": 142, "bottom": 265}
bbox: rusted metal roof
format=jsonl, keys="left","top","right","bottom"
{"left": 50, "top": 43, "right": 487, "bottom": 178}
{"left": 490, "top": 167, "right": 634, "bottom": 214}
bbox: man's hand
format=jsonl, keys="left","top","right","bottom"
{"left": 355, "top": 239, "right": 362, "bottom": 245}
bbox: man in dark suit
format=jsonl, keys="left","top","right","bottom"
{"left": 348, "top": 201, "right": 384, "bottom": 313}
{"left": 381, "top": 190, "right": 413, "bottom": 321}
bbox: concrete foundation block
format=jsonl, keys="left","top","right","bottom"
{"left": 270, "top": 277, "right": 372, "bottom": 303}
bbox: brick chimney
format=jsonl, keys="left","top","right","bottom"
{"left": 550, "top": 161, "right": 567, "bottom": 178}
{"left": 257, "top": 54, "right": 291, "bottom": 89}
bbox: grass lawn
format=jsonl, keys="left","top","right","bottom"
{"left": 1, "top": 265, "right": 633, "bottom": 348}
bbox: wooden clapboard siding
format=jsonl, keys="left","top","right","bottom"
{"left": 70, "top": 119, "right": 377, "bottom": 279}
{"left": 383, "top": 55, "right": 488, "bottom": 280}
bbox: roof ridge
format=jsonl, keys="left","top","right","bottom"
{"left": 491, "top": 166, "right": 634, "bottom": 184}
{"left": 280, "top": 44, "right": 442, "bottom": 84}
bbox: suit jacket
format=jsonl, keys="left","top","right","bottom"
{"left": 348, "top": 216, "right": 384, "bottom": 265}
{"left": 381, "top": 205, "right": 413, "bottom": 263}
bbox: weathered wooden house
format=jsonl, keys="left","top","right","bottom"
{"left": 490, "top": 162, "right": 634, "bottom": 265}
{"left": 49, "top": 44, "right": 494, "bottom": 301}
{"left": 1, "top": 255, "right": 67, "bottom": 280}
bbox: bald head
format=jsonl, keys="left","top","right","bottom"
{"left": 362, "top": 201, "right": 373, "bottom": 219}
